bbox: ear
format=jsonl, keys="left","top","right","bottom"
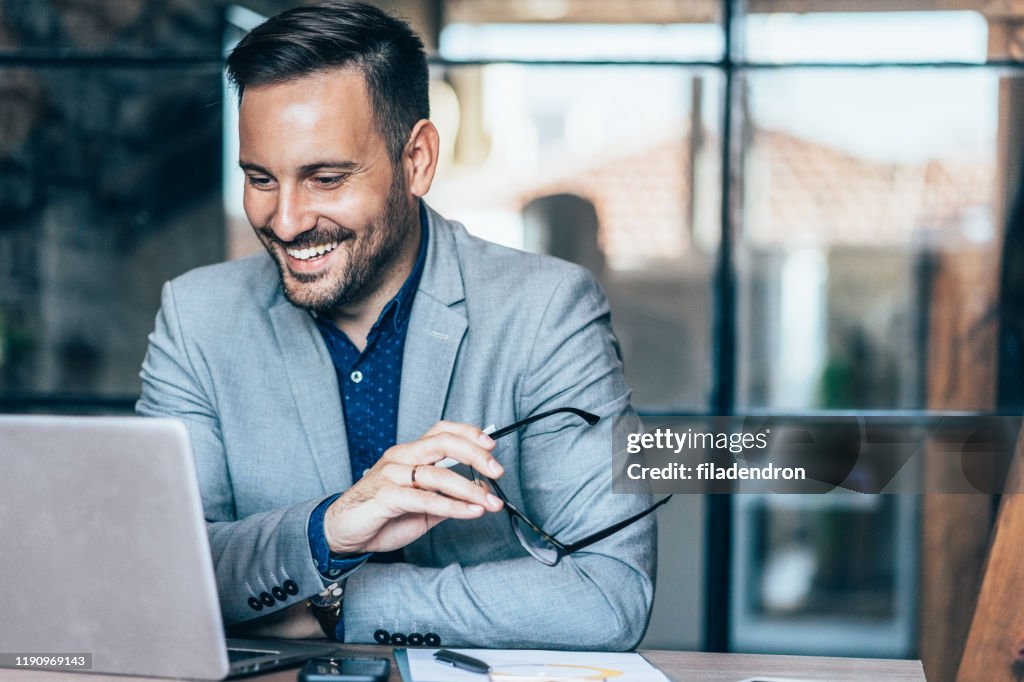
{"left": 403, "top": 119, "right": 440, "bottom": 198}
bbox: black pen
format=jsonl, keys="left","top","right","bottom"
{"left": 433, "top": 649, "right": 491, "bottom": 674}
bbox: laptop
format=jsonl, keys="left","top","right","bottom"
{"left": 0, "top": 415, "right": 343, "bottom": 679}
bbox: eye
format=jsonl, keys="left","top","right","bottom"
{"left": 312, "top": 175, "right": 347, "bottom": 189}
{"left": 246, "top": 175, "right": 275, "bottom": 190}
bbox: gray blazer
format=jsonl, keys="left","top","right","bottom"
{"left": 137, "top": 205, "right": 655, "bottom": 649}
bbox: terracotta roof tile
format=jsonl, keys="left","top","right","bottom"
{"left": 516, "top": 127, "right": 994, "bottom": 259}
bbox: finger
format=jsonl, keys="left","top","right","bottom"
{"left": 410, "top": 465, "right": 503, "bottom": 511}
{"left": 385, "top": 432, "right": 504, "bottom": 478}
{"left": 415, "top": 513, "right": 450, "bottom": 535}
{"left": 422, "top": 420, "right": 496, "bottom": 450}
{"left": 380, "top": 486, "right": 491, "bottom": 520}
{"left": 424, "top": 514, "right": 446, "bottom": 528}
{"left": 372, "top": 461, "right": 419, "bottom": 487}
{"left": 414, "top": 432, "right": 505, "bottom": 478}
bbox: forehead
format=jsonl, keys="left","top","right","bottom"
{"left": 237, "top": 68, "right": 383, "bottom": 166}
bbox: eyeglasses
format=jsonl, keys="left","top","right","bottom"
{"left": 474, "top": 407, "right": 672, "bottom": 566}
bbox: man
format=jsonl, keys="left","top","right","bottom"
{"left": 137, "top": 1, "right": 654, "bottom": 649}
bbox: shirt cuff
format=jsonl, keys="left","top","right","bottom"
{"left": 307, "top": 493, "right": 372, "bottom": 581}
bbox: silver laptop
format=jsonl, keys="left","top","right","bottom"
{"left": 0, "top": 415, "right": 342, "bottom": 679}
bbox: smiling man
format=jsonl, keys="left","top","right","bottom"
{"left": 137, "top": 1, "right": 655, "bottom": 649}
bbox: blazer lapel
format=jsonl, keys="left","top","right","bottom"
{"left": 397, "top": 206, "right": 468, "bottom": 443}
{"left": 269, "top": 301, "right": 353, "bottom": 493}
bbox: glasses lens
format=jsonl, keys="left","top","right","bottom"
{"left": 472, "top": 470, "right": 561, "bottom": 565}
{"left": 511, "top": 515, "right": 560, "bottom": 566}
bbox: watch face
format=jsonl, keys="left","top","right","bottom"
{"left": 311, "top": 582, "right": 345, "bottom": 609}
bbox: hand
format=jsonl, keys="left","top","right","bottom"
{"left": 323, "top": 421, "right": 505, "bottom": 554}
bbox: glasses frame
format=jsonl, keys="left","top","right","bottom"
{"left": 475, "top": 407, "right": 672, "bottom": 566}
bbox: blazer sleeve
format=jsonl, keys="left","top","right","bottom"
{"left": 341, "top": 267, "right": 656, "bottom": 650}
{"left": 135, "top": 281, "right": 332, "bottom": 626}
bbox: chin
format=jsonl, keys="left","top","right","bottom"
{"left": 281, "top": 273, "right": 344, "bottom": 313}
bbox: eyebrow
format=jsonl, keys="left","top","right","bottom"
{"left": 238, "top": 160, "right": 362, "bottom": 175}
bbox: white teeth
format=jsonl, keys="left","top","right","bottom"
{"left": 286, "top": 241, "right": 339, "bottom": 261}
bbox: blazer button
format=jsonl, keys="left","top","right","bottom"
{"left": 408, "top": 633, "right": 424, "bottom": 646}
{"left": 283, "top": 580, "right": 299, "bottom": 595}
{"left": 272, "top": 586, "right": 287, "bottom": 601}
{"left": 373, "top": 629, "right": 390, "bottom": 644}
{"left": 247, "top": 597, "right": 263, "bottom": 611}
{"left": 390, "top": 633, "right": 407, "bottom": 645}
{"left": 424, "top": 633, "right": 441, "bottom": 647}
{"left": 259, "top": 592, "right": 275, "bottom": 607}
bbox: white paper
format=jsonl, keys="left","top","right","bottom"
{"left": 406, "top": 648, "right": 671, "bottom": 682}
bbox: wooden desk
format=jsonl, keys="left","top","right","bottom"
{"left": 2, "top": 644, "right": 927, "bottom": 682}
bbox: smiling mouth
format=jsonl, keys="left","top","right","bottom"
{"left": 284, "top": 240, "right": 341, "bottom": 261}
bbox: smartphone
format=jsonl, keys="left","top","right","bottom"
{"left": 298, "top": 656, "right": 391, "bottom": 682}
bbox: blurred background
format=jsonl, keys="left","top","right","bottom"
{"left": 3, "top": 1, "right": 1024, "bottom": 680}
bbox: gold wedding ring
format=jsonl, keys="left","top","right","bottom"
{"left": 411, "top": 464, "right": 423, "bottom": 489}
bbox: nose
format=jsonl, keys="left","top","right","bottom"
{"left": 270, "top": 184, "right": 317, "bottom": 243}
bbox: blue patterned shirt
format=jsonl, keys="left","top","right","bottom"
{"left": 306, "top": 205, "right": 428, "bottom": 593}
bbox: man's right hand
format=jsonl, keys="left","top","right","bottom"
{"left": 322, "top": 420, "right": 505, "bottom": 555}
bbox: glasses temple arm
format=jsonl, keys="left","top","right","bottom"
{"left": 562, "top": 495, "right": 673, "bottom": 555}
{"left": 489, "top": 407, "right": 599, "bottom": 440}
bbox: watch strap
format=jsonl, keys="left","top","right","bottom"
{"left": 309, "top": 581, "right": 345, "bottom": 640}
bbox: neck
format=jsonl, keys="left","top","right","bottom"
{"left": 327, "top": 220, "right": 422, "bottom": 351}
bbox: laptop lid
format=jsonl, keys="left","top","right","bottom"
{"left": 0, "top": 415, "right": 232, "bottom": 679}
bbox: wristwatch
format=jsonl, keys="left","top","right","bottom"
{"left": 308, "top": 580, "right": 345, "bottom": 639}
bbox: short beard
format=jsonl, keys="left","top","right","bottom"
{"left": 257, "top": 172, "right": 418, "bottom": 314}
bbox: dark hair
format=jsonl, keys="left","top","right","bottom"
{"left": 225, "top": 1, "right": 430, "bottom": 165}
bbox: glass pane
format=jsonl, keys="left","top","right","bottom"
{"left": 440, "top": 23, "right": 725, "bottom": 62}
{"left": 731, "top": 493, "right": 918, "bottom": 658}
{"left": 0, "top": 65, "right": 224, "bottom": 398}
{"left": 428, "top": 64, "right": 722, "bottom": 411}
{"left": 743, "top": 11, "right": 988, "bottom": 64}
{"left": 751, "top": 496, "right": 897, "bottom": 619}
{"left": 730, "top": 65, "right": 1008, "bottom": 658}
{"left": 442, "top": 0, "right": 723, "bottom": 62}
{"left": 737, "top": 67, "right": 1001, "bottom": 410}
